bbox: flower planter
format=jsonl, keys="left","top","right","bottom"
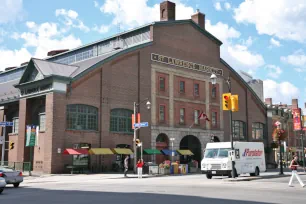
{"left": 159, "top": 168, "right": 170, "bottom": 175}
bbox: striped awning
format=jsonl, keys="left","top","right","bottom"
{"left": 113, "top": 148, "right": 133, "bottom": 155}
{"left": 177, "top": 149, "right": 194, "bottom": 155}
{"left": 63, "top": 149, "right": 88, "bottom": 155}
{"left": 88, "top": 148, "right": 114, "bottom": 155}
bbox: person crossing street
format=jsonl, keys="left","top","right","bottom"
{"left": 124, "top": 155, "right": 129, "bottom": 177}
{"left": 289, "top": 156, "right": 305, "bottom": 188}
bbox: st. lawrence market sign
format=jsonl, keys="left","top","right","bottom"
{"left": 151, "top": 53, "right": 223, "bottom": 76}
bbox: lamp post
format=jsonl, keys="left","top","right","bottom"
{"left": 133, "top": 98, "right": 151, "bottom": 174}
{"left": 170, "top": 138, "right": 175, "bottom": 162}
{"left": 300, "top": 132, "right": 305, "bottom": 172}
{"left": 210, "top": 73, "right": 235, "bottom": 178}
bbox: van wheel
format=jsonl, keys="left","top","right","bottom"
{"left": 206, "top": 174, "right": 212, "bottom": 179}
{"left": 254, "top": 167, "right": 260, "bottom": 176}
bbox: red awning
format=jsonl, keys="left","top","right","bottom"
{"left": 63, "top": 148, "right": 89, "bottom": 155}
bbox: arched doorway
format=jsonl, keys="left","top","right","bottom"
{"left": 179, "top": 135, "right": 202, "bottom": 166}
{"left": 156, "top": 133, "right": 169, "bottom": 164}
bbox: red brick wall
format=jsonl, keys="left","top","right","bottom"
{"left": 174, "top": 76, "right": 205, "bottom": 101}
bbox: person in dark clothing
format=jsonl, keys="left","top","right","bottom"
{"left": 289, "top": 156, "right": 305, "bottom": 187}
{"left": 124, "top": 155, "right": 129, "bottom": 177}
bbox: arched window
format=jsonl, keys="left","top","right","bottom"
{"left": 252, "top": 123, "right": 264, "bottom": 140}
{"left": 110, "top": 109, "right": 133, "bottom": 134}
{"left": 66, "top": 104, "right": 98, "bottom": 131}
{"left": 232, "top": 120, "right": 246, "bottom": 140}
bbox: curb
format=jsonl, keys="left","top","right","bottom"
{"left": 223, "top": 174, "right": 290, "bottom": 182}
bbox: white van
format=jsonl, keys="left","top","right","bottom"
{"left": 201, "top": 142, "right": 266, "bottom": 179}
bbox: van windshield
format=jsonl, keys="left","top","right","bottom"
{"left": 204, "top": 148, "right": 231, "bottom": 158}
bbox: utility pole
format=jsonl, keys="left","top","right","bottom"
{"left": 1, "top": 115, "right": 6, "bottom": 166}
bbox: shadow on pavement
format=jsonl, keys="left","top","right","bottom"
{"left": 0, "top": 187, "right": 276, "bottom": 204}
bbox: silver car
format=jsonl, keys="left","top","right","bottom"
{"left": 0, "top": 177, "right": 6, "bottom": 194}
{"left": 0, "top": 166, "right": 23, "bottom": 188}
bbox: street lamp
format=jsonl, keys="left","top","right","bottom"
{"left": 133, "top": 98, "right": 151, "bottom": 173}
{"left": 170, "top": 138, "right": 175, "bottom": 162}
{"left": 300, "top": 132, "right": 305, "bottom": 172}
{"left": 210, "top": 73, "right": 235, "bottom": 178}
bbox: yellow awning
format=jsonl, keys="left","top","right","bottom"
{"left": 177, "top": 149, "right": 194, "bottom": 155}
{"left": 88, "top": 148, "right": 114, "bottom": 155}
{"left": 113, "top": 148, "right": 133, "bottom": 155}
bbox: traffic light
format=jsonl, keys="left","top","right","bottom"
{"left": 135, "top": 139, "right": 141, "bottom": 147}
{"left": 9, "top": 141, "right": 14, "bottom": 150}
{"left": 222, "top": 93, "right": 231, "bottom": 111}
{"left": 230, "top": 95, "right": 239, "bottom": 112}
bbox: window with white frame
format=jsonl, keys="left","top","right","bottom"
{"left": 180, "top": 108, "right": 185, "bottom": 124}
{"left": 194, "top": 110, "right": 200, "bottom": 125}
{"left": 12, "top": 117, "right": 19, "bottom": 134}
{"left": 39, "top": 113, "right": 46, "bottom": 131}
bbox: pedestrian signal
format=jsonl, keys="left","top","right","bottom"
{"left": 230, "top": 95, "right": 239, "bottom": 112}
{"left": 222, "top": 93, "right": 231, "bottom": 111}
{"left": 9, "top": 141, "right": 14, "bottom": 150}
{"left": 135, "top": 139, "right": 141, "bottom": 147}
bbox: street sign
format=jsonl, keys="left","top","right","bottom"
{"left": 0, "top": 121, "right": 13, "bottom": 127}
{"left": 134, "top": 122, "right": 149, "bottom": 128}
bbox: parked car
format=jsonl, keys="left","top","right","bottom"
{"left": 0, "top": 177, "right": 6, "bottom": 194}
{"left": 0, "top": 166, "right": 23, "bottom": 187}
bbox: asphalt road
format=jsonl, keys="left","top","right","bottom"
{"left": 0, "top": 174, "right": 305, "bottom": 204}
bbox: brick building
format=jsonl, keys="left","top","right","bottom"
{"left": 0, "top": 1, "right": 269, "bottom": 174}
{"left": 265, "top": 98, "right": 306, "bottom": 165}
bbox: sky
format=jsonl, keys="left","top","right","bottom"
{"left": 0, "top": 0, "right": 305, "bottom": 107}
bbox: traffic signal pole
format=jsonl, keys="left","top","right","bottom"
{"left": 1, "top": 115, "right": 6, "bottom": 166}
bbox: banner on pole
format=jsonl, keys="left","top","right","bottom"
{"left": 26, "top": 125, "right": 36, "bottom": 147}
{"left": 292, "top": 109, "right": 301, "bottom": 131}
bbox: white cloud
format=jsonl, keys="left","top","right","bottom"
{"left": 205, "top": 20, "right": 265, "bottom": 72}
{"left": 0, "top": 48, "right": 32, "bottom": 71}
{"left": 17, "top": 21, "right": 82, "bottom": 59}
{"left": 265, "top": 65, "right": 282, "bottom": 78}
{"left": 26, "top": 21, "right": 37, "bottom": 29}
{"left": 224, "top": 2, "right": 231, "bottom": 10}
{"left": 294, "top": 67, "right": 306, "bottom": 72}
{"left": 100, "top": 0, "right": 194, "bottom": 29}
{"left": 94, "top": 1, "right": 99, "bottom": 8}
{"left": 234, "top": 0, "right": 306, "bottom": 43}
{"left": 270, "top": 38, "right": 282, "bottom": 47}
{"left": 214, "top": 2, "right": 222, "bottom": 11}
{"left": 263, "top": 79, "right": 300, "bottom": 105}
{"left": 281, "top": 50, "right": 306, "bottom": 67}
{"left": 0, "top": 0, "right": 23, "bottom": 24}
{"left": 93, "top": 24, "right": 110, "bottom": 34}
{"left": 55, "top": 9, "right": 90, "bottom": 32}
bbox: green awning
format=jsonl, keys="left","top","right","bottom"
{"left": 143, "top": 149, "right": 162, "bottom": 155}
{"left": 88, "top": 148, "right": 114, "bottom": 155}
{"left": 113, "top": 148, "right": 133, "bottom": 155}
{"left": 177, "top": 149, "right": 194, "bottom": 155}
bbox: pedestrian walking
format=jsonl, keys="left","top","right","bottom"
{"left": 289, "top": 156, "right": 305, "bottom": 187}
{"left": 124, "top": 155, "right": 129, "bottom": 177}
{"left": 137, "top": 159, "right": 144, "bottom": 178}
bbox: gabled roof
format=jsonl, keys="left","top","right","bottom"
{"left": 18, "top": 58, "right": 78, "bottom": 85}
{"left": 32, "top": 58, "right": 78, "bottom": 77}
{"left": 153, "top": 19, "right": 223, "bottom": 46}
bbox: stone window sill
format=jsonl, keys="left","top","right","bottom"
{"left": 8, "top": 133, "right": 18, "bottom": 136}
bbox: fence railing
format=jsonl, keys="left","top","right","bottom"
{"left": 0, "top": 161, "right": 31, "bottom": 174}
